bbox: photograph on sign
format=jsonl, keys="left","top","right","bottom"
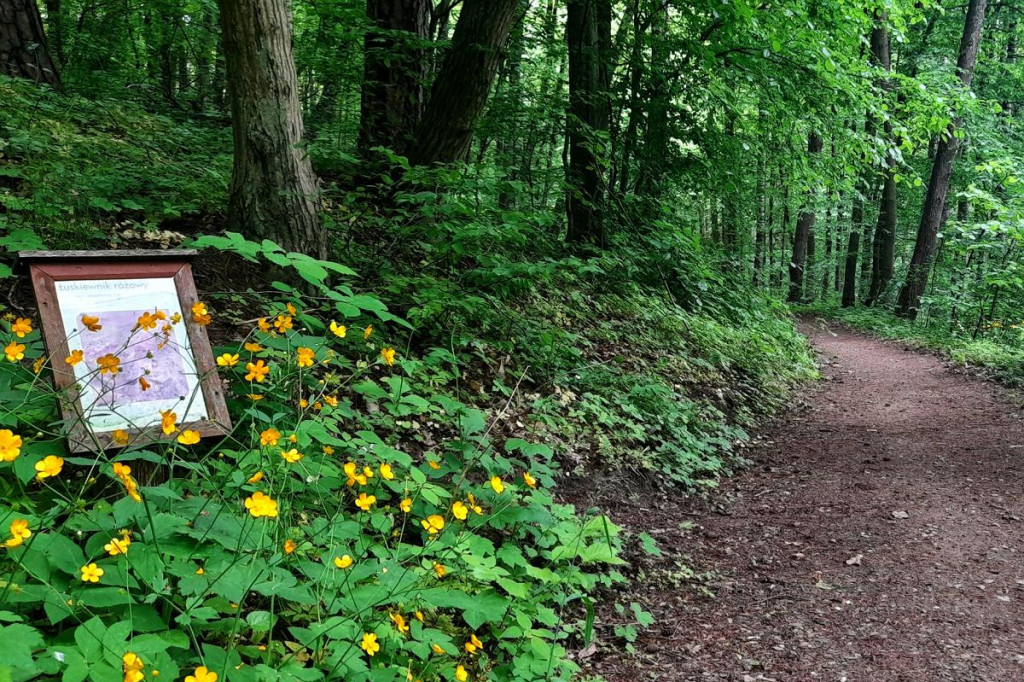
{"left": 54, "top": 277, "right": 208, "bottom": 433}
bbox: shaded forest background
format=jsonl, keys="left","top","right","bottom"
{"left": 2, "top": 0, "right": 1024, "bottom": 362}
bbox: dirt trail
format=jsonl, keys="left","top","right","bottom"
{"left": 581, "top": 321, "right": 1024, "bottom": 681}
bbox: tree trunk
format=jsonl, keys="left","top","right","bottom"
{"left": 358, "top": 0, "right": 430, "bottom": 158}
{"left": 408, "top": 0, "right": 520, "bottom": 166}
{"left": 564, "top": 0, "right": 611, "bottom": 246}
{"left": 895, "top": 0, "right": 987, "bottom": 318}
{"left": 788, "top": 132, "right": 823, "bottom": 303}
{"left": 43, "top": 0, "right": 62, "bottom": 65}
{"left": 0, "top": 0, "right": 60, "bottom": 85}
{"left": 865, "top": 14, "right": 899, "bottom": 306}
{"left": 842, "top": 189, "right": 863, "bottom": 307}
{"left": 218, "top": 0, "right": 325, "bottom": 258}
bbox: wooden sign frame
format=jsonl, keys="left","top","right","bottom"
{"left": 19, "top": 250, "right": 231, "bottom": 453}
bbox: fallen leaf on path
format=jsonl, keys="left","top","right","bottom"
{"left": 891, "top": 510, "right": 909, "bottom": 519}
{"left": 845, "top": 554, "right": 863, "bottom": 566}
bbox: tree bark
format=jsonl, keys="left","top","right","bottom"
{"left": 895, "top": 0, "right": 987, "bottom": 318}
{"left": 865, "top": 14, "right": 898, "bottom": 306}
{"left": 218, "top": 0, "right": 325, "bottom": 258}
{"left": 358, "top": 0, "right": 430, "bottom": 158}
{"left": 564, "top": 0, "right": 611, "bottom": 246}
{"left": 788, "top": 132, "right": 823, "bottom": 303}
{"left": 0, "top": 0, "right": 60, "bottom": 85}
{"left": 842, "top": 185, "right": 864, "bottom": 307}
{"left": 407, "top": 0, "right": 520, "bottom": 166}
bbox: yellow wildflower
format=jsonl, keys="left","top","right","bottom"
{"left": 523, "top": 471, "right": 537, "bottom": 488}
{"left": 452, "top": 501, "right": 468, "bottom": 521}
{"left": 11, "top": 317, "right": 32, "bottom": 337}
{"left": 5, "top": 342, "right": 26, "bottom": 362}
{"left": 80, "top": 563, "right": 104, "bottom": 583}
{"left": 433, "top": 562, "right": 447, "bottom": 579}
{"left": 0, "top": 430, "right": 22, "bottom": 462}
{"left": 428, "top": 459, "right": 441, "bottom": 470}
{"left": 160, "top": 410, "right": 177, "bottom": 435}
{"left": 390, "top": 612, "right": 410, "bottom": 634}
{"left": 177, "top": 430, "right": 201, "bottom": 445}
{"left": 138, "top": 376, "right": 151, "bottom": 391}
{"left": 217, "top": 353, "right": 239, "bottom": 367}
{"left": 456, "top": 665, "right": 469, "bottom": 682}
{"left": 330, "top": 321, "right": 347, "bottom": 338}
{"left": 192, "top": 302, "right": 212, "bottom": 326}
{"left": 421, "top": 515, "right": 445, "bottom": 535}
{"left": 5, "top": 519, "right": 31, "bottom": 548}
{"left": 247, "top": 471, "right": 264, "bottom": 484}
{"left": 245, "top": 360, "right": 270, "bottom": 382}
{"left": 364, "top": 325, "right": 373, "bottom": 340}
{"left": 381, "top": 347, "right": 396, "bottom": 366}
{"left": 112, "top": 429, "right": 130, "bottom": 446}
{"left": 334, "top": 555, "right": 353, "bottom": 569}
{"left": 355, "top": 493, "right": 376, "bottom": 511}
{"left": 184, "top": 667, "right": 217, "bottom": 682}
{"left": 283, "top": 539, "right": 297, "bottom": 554}
{"left": 274, "top": 315, "right": 293, "bottom": 333}
{"left": 431, "top": 644, "right": 446, "bottom": 655}
{"left": 280, "top": 448, "right": 303, "bottom": 463}
{"left": 465, "top": 633, "right": 483, "bottom": 655}
{"left": 104, "top": 536, "right": 131, "bottom": 556}
{"left": 65, "top": 349, "right": 84, "bottom": 366}
{"left": 34, "top": 455, "right": 64, "bottom": 481}
{"left": 297, "top": 347, "right": 315, "bottom": 368}
{"left": 490, "top": 476, "right": 505, "bottom": 494}
{"left": 379, "top": 463, "right": 395, "bottom": 480}
{"left": 360, "top": 632, "right": 379, "bottom": 656}
{"left": 400, "top": 498, "right": 412, "bottom": 513}
{"left": 244, "top": 342, "right": 263, "bottom": 352}
{"left": 259, "top": 427, "right": 281, "bottom": 446}
{"left": 244, "top": 491, "right": 279, "bottom": 518}
{"left": 344, "top": 462, "right": 368, "bottom": 486}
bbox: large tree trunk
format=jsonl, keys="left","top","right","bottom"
{"left": 408, "top": 0, "right": 520, "bottom": 166}
{"left": 787, "top": 132, "right": 823, "bottom": 302}
{"left": 0, "top": 0, "right": 60, "bottom": 85}
{"left": 895, "top": 0, "right": 987, "bottom": 318}
{"left": 218, "top": 0, "right": 325, "bottom": 258}
{"left": 358, "top": 0, "right": 430, "bottom": 158}
{"left": 565, "top": 0, "right": 611, "bottom": 246}
{"left": 865, "top": 14, "right": 898, "bottom": 306}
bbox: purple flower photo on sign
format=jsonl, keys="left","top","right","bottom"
{"left": 77, "top": 310, "right": 191, "bottom": 407}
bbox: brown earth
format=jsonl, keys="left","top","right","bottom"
{"left": 576, "top": 320, "right": 1024, "bottom": 681}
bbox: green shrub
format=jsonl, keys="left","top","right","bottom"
{"left": 0, "top": 247, "right": 623, "bottom": 682}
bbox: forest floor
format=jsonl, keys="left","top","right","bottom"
{"left": 575, "top": 319, "right": 1024, "bottom": 681}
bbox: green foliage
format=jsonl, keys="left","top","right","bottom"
{"left": 0, "top": 76, "right": 231, "bottom": 246}
{"left": 0, "top": 249, "right": 625, "bottom": 681}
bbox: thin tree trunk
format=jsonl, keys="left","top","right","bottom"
{"left": 896, "top": 0, "right": 988, "bottom": 318}
{"left": 788, "top": 132, "right": 823, "bottom": 303}
{"left": 564, "top": 0, "right": 611, "bottom": 245}
{"left": 843, "top": 188, "right": 864, "bottom": 307}
{"left": 865, "top": 13, "right": 899, "bottom": 306}
{"left": 218, "top": 0, "right": 325, "bottom": 257}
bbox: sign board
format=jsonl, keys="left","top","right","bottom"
{"left": 19, "top": 250, "right": 231, "bottom": 452}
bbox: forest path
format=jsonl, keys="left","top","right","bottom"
{"left": 580, "top": 320, "right": 1024, "bottom": 681}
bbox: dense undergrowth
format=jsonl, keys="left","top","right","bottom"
{"left": 1, "top": 78, "right": 816, "bottom": 680}
{"left": 803, "top": 303, "right": 1024, "bottom": 387}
